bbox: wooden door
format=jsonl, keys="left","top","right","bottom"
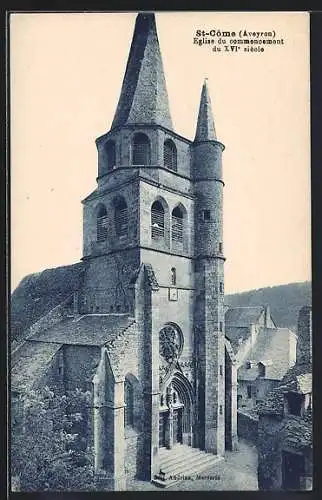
{"left": 282, "top": 451, "right": 304, "bottom": 490}
{"left": 173, "top": 409, "right": 183, "bottom": 444}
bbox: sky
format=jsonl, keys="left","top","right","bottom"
{"left": 10, "top": 11, "right": 311, "bottom": 294}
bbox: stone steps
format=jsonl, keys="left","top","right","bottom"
{"left": 152, "top": 445, "right": 223, "bottom": 488}
{"left": 158, "top": 445, "right": 203, "bottom": 470}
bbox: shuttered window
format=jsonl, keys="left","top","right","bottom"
{"left": 171, "top": 206, "right": 184, "bottom": 250}
{"left": 115, "top": 199, "right": 128, "bottom": 237}
{"left": 164, "top": 139, "right": 177, "bottom": 172}
{"left": 151, "top": 201, "right": 165, "bottom": 239}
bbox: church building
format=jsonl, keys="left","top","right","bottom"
{"left": 11, "top": 12, "right": 237, "bottom": 490}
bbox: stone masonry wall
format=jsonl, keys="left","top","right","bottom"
{"left": 83, "top": 177, "right": 140, "bottom": 258}
{"left": 139, "top": 180, "right": 194, "bottom": 255}
{"left": 97, "top": 126, "right": 191, "bottom": 180}
{"left": 63, "top": 345, "right": 101, "bottom": 392}
{"left": 297, "top": 306, "right": 312, "bottom": 365}
{"left": 237, "top": 409, "right": 259, "bottom": 445}
{"left": 80, "top": 249, "right": 140, "bottom": 314}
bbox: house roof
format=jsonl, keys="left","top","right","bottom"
{"left": 27, "top": 314, "right": 136, "bottom": 347}
{"left": 225, "top": 306, "right": 265, "bottom": 327}
{"left": 11, "top": 340, "right": 62, "bottom": 393}
{"left": 258, "top": 362, "right": 312, "bottom": 418}
{"left": 238, "top": 327, "right": 296, "bottom": 381}
{"left": 12, "top": 314, "right": 138, "bottom": 392}
{"left": 225, "top": 326, "right": 250, "bottom": 352}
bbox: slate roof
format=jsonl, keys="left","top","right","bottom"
{"left": 258, "top": 362, "right": 312, "bottom": 418}
{"left": 225, "top": 326, "right": 250, "bottom": 352}
{"left": 111, "top": 13, "right": 173, "bottom": 130}
{"left": 280, "top": 415, "right": 312, "bottom": 450}
{"left": 11, "top": 262, "right": 85, "bottom": 342}
{"left": 194, "top": 79, "right": 217, "bottom": 141}
{"left": 225, "top": 306, "right": 265, "bottom": 327}
{"left": 26, "top": 314, "right": 136, "bottom": 347}
{"left": 238, "top": 327, "right": 296, "bottom": 381}
{"left": 11, "top": 340, "right": 62, "bottom": 393}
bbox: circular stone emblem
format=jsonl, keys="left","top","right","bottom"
{"left": 159, "top": 323, "right": 183, "bottom": 363}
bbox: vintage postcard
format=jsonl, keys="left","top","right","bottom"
{"left": 10, "top": 11, "right": 311, "bottom": 492}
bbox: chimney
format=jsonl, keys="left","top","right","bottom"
{"left": 264, "top": 305, "right": 270, "bottom": 327}
{"left": 296, "top": 305, "right": 312, "bottom": 366}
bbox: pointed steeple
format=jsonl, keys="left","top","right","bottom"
{"left": 111, "top": 13, "right": 173, "bottom": 130}
{"left": 194, "top": 78, "right": 217, "bottom": 141}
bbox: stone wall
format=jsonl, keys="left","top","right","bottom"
{"left": 237, "top": 409, "right": 259, "bottom": 445}
{"left": 297, "top": 306, "right": 312, "bottom": 365}
{"left": 82, "top": 177, "right": 140, "bottom": 258}
{"left": 238, "top": 379, "right": 279, "bottom": 410}
{"left": 152, "top": 286, "right": 195, "bottom": 361}
{"left": 125, "top": 431, "right": 145, "bottom": 478}
{"left": 80, "top": 249, "right": 140, "bottom": 314}
{"left": 257, "top": 413, "right": 313, "bottom": 490}
{"left": 40, "top": 348, "right": 65, "bottom": 395}
{"left": 63, "top": 345, "right": 101, "bottom": 391}
{"left": 97, "top": 126, "right": 192, "bottom": 181}
{"left": 139, "top": 180, "right": 194, "bottom": 256}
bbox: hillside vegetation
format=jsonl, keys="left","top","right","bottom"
{"left": 225, "top": 281, "right": 311, "bottom": 332}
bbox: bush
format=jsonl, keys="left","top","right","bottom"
{"left": 11, "top": 387, "right": 95, "bottom": 491}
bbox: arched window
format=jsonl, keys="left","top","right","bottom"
{"left": 132, "top": 133, "right": 151, "bottom": 165}
{"left": 171, "top": 267, "right": 176, "bottom": 286}
{"left": 164, "top": 139, "right": 177, "bottom": 172}
{"left": 171, "top": 206, "right": 184, "bottom": 249}
{"left": 151, "top": 201, "right": 165, "bottom": 239}
{"left": 97, "top": 205, "right": 108, "bottom": 242}
{"left": 114, "top": 198, "right": 128, "bottom": 237}
{"left": 124, "top": 379, "right": 134, "bottom": 427}
{"left": 105, "top": 140, "right": 116, "bottom": 172}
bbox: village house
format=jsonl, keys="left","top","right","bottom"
{"left": 257, "top": 305, "right": 312, "bottom": 491}
{"left": 225, "top": 305, "right": 297, "bottom": 411}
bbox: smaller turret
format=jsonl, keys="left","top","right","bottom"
{"left": 193, "top": 79, "right": 226, "bottom": 455}
{"left": 194, "top": 78, "right": 217, "bottom": 142}
{"left": 193, "top": 79, "right": 225, "bottom": 260}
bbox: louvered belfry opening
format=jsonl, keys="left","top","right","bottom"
{"left": 114, "top": 198, "right": 128, "bottom": 237}
{"left": 105, "top": 140, "right": 116, "bottom": 172}
{"left": 151, "top": 201, "right": 165, "bottom": 239}
{"left": 132, "top": 133, "right": 151, "bottom": 165}
{"left": 172, "top": 206, "right": 184, "bottom": 250}
{"left": 97, "top": 205, "right": 108, "bottom": 242}
{"left": 164, "top": 139, "right": 177, "bottom": 171}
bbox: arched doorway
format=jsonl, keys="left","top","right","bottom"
{"left": 159, "top": 372, "right": 193, "bottom": 448}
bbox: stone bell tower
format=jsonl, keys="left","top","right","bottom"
{"left": 79, "top": 13, "right": 177, "bottom": 315}
{"left": 78, "top": 11, "right": 229, "bottom": 486}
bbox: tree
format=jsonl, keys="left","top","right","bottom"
{"left": 11, "top": 386, "right": 95, "bottom": 491}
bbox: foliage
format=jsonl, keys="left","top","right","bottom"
{"left": 11, "top": 386, "right": 95, "bottom": 491}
